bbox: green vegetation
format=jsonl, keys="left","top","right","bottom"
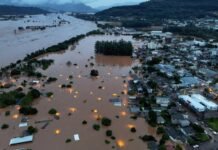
{"left": 130, "top": 127, "right": 136, "bottom": 133}
{"left": 65, "top": 139, "right": 72, "bottom": 143}
{"left": 27, "top": 126, "right": 38, "bottom": 134}
{"left": 175, "top": 144, "right": 183, "bottom": 150}
{"left": 19, "top": 106, "right": 38, "bottom": 115}
{"left": 46, "top": 92, "right": 54, "bottom": 98}
{"left": 82, "top": 120, "right": 88, "bottom": 125}
{"left": 1, "top": 124, "right": 9, "bottom": 130}
{"left": 20, "top": 89, "right": 41, "bottom": 106}
{"left": 0, "top": 5, "right": 48, "bottom": 15}
{"left": 147, "top": 57, "right": 162, "bottom": 66}
{"left": 191, "top": 123, "right": 204, "bottom": 133}
{"left": 86, "top": 30, "right": 105, "bottom": 36}
{"left": 93, "top": 124, "right": 101, "bottom": 131}
{"left": 8, "top": 59, "right": 53, "bottom": 78}
{"left": 158, "top": 145, "right": 167, "bottom": 150}
{"left": 140, "top": 134, "right": 156, "bottom": 142}
{"left": 191, "top": 133, "right": 210, "bottom": 143}
{"left": 189, "top": 123, "right": 210, "bottom": 144}
{"left": 111, "top": 136, "right": 116, "bottom": 140}
{"left": 46, "top": 77, "right": 57, "bottom": 83}
{"left": 106, "top": 130, "right": 113, "bottom": 137}
{"left": 105, "top": 140, "right": 110, "bottom": 144}
{"left": 148, "top": 110, "right": 157, "bottom": 126}
{"left": 96, "top": 0, "right": 218, "bottom": 20}
{"left": 97, "top": 23, "right": 113, "bottom": 29}
{"left": 10, "top": 69, "right": 21, "bottom": 76}
{"left": 5, "top": 111, "right": 10, "bottom": 116}
{"left": 157, "top": 127, "right": 165, "bottom": 134}
{"left": 147, "top": 80, "right": 158, "bottom": 89}
{"left": 207, "top": 118, "right": 218, "bottom": 132}
{"left": 90, "top": 69, "right": 99, "bottom": 77}
{"left": 211, "top": 78, "right": 218, "bottom": 85}
{"left": 163, "top": 25, "right": 218, "bottom": 41}
{"left": 48, "top": 108, "right": 57, "bottom": 115}
{"left": 95, "top": 40, "right": 133, "bottom": 56}
{"left": 161, "top": 110, "right": 171, "bottom": 124}
{"left": 1, "top": 31, "right": 100, "bottom": 79}
{"left": 159, "top": 134, "right": 169, "bottom": 145}
{"left": 24, "top": 35, "right": 85, "bottom": 61}
{"left": 122, "top": 20, "right": 151, "bottom": 28}
{"left": 130, "top": 115, "right": 138, "bottom": 120}
{"left": 101, "top": 117, "right": 112, "bottom": 127}
{"left": 0, "top": 90, "right": 24, "bottom": 108}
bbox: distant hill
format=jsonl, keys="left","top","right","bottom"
{"left": 39, "top": 3, "right": 96, "bottom": 13}
{"left": 0, "top": 5, "right": 48, "bottom": 15}
{"left": 96, "top": 0, "right": 218, "bottom": 19}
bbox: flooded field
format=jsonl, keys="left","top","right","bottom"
{"left": 0, "top": 13, "right": 97, "bottom": 67}
{"left": 0, "top": 35, "right": 158, "bottom": 150}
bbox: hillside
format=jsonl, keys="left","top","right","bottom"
{"left": 39, "top": 3, "right": 96, "bottom": 13}
{"left": 96, "top": 0, "right": 218, "bottom": 20}
{"left": 0, "top": 5, "right": 48, "bottom": 15}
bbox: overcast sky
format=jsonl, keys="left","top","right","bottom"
{"left": 0, "top": 0, "right": 146, "bottom": 8}
{"left": 0, "top": 0, "right": 146, "bottom": 7}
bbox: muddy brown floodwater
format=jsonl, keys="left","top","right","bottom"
{"left": 0, "top": 35, "right": 158, "bottom": 150}
{"left": 0, "top": 13, "right": 97, "bottom": 67}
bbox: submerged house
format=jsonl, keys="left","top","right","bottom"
{"left": 9, "top": 135, "right": 33, "bottom": 145}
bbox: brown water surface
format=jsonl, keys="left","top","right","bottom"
{"left": 0, "top": 35, "right": 158, "bottom": 150}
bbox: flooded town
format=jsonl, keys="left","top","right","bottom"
{"left": 1, "top": 0, "right": 218, "bottom": 150}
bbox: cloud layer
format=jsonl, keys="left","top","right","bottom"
{"left": 0, "top": 0, "right": 145, "bottom": 7}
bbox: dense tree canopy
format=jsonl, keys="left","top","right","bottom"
{"left": 96, "top": 0, "right": 218, "bottom": 20}
{"left": 95, "top": 40, "right": 133, "bottom": 56}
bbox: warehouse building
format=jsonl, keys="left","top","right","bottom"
{"left": 178, "top": 95, "right": 206, "bottom": 112}
{"left": 191, "top": 94, "right": 218, "bottom": 111}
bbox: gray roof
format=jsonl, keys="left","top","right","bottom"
{"left": 180, "top": 76, "right": 200, "bottom": 86}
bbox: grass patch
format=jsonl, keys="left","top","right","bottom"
{"left": 195, "top": 133, "right": 210, "bottom": 142}
{"left": 207, "top": 118, "right": 218, "bottom": 132}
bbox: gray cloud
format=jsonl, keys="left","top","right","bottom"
{"left": 0, "top": 0, "right": 145, "bottom": 7}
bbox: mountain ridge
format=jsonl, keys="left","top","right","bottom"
{"left": 37, "top": 3, "right": 96, "bottom": 13}
{"left": 96, "top": 0, "right": 218, "bottom": 19}
{"left": 0, "top": 5, "right": 48, "bottom": 15}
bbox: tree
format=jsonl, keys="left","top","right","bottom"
{"left": 65, "top": 139, "right": 71, "bottom": 143}
{"left": 11, "top": 69, "right": 21, "bottom": 76}
{"left": 130, "top": 127, "right": 137, "bottom": 133}
{"left": 82, "top": 120, "right": 87, "bottom": 125}
{"left": 1, "top": 124, "right": 9, "bottom": 129}
{"left": 148, "top": 110, "right": 157, "bottom": 125}
{"left": 147, "top": 57, "right": 162, "bottom": 66}
{"left": 147, "top": 80, "right": 158, "bottom": 89}
{"left": 101, "top": 117, "right": 112, "bottom": 126}
{"left": 191, "top": 123, "right": 204, "bottom": 133}
{"left": 157, "top": 127, "right": 165, "bottom": 134}
{"left": 19, "top": 106, "right": 38, "bottom": 115}
{"left": 90, "top": 70, "right": 99, "bottom": 77}
{"left": 106, "top": 130, "right": 113, "bottom": 137}
{"left": 175, "top": 144, "right": 183, "bottom": 150}
{"left": 48, "top": 108, "right": 57, "bottom": 115}
{"left": 95, "top": 40, "right": 133, "bottom": 56}
{"left": 141, "top": 135, "right": 156, "bottom": 142}
{"left": 159, "top": 134, "right": 169, "bottom": 145}
{"left": 47, "top": 77, "right": 57, "bottom": 83}
{"left": 28, "top": 89, "right": 40, "bottom": 99}
{"left": 93, "top": 124, "right": 101, "bottom": 131}
{"left": 27, "top": 126, "right": 38, "bottom": 134}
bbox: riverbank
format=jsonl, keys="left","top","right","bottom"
{"left": 0, "top": 13, "right": 97, "bottom": 67}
